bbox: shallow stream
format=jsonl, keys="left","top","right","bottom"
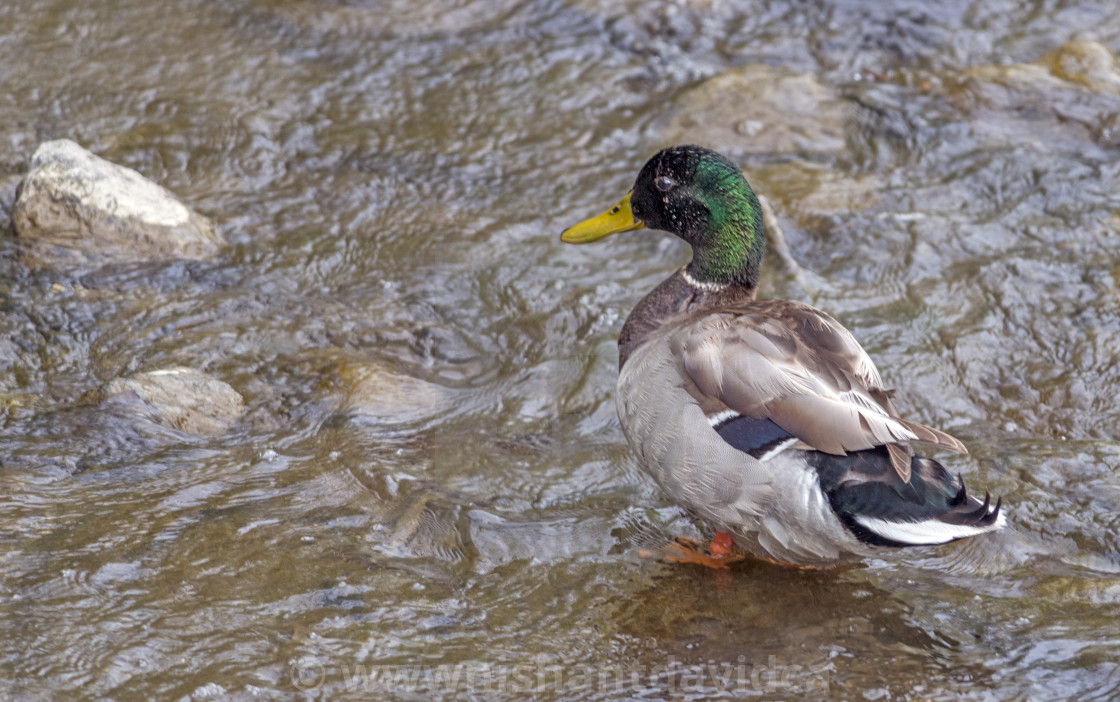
{"left": 2, "top": 0, "right": 1120, "bottom": 699}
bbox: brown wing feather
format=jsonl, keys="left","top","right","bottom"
{"left": 680, "top": 299, "right": 966, "bottom": 483}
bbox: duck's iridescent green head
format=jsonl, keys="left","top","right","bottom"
{"left": 561, "top": 145, "right": 765, "bottom": 288}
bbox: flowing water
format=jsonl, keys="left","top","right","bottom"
{"left": 2, "top": 0, "right": 1120, "bottom": 699}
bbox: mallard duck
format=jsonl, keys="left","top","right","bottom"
{"left": 561, "top": 145, "right": 1005, "bottom": 567}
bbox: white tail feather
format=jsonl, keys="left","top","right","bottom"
{"left": 855, "top": 512, "right": 1006, "bottom": 545}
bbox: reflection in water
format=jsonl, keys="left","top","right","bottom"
{"left": 3, "top": 0, "right": 1120, "bottom": 699}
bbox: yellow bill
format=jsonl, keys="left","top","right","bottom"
{"left": 560, "top": 191, "right": 645, "bottom": 244}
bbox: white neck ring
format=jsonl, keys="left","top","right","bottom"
{"left": 680, "top": 267, "right": 729, "bottom": 293}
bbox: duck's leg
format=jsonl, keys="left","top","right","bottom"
{"left": 640, "top": 531, "right": 745, "bottom": 569}
{"left": 708, "top": 531, "right": 735, "bottom": 559}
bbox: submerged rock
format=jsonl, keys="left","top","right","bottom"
{"left": 331, "top": 359, "right": 449, "bottom": 424}
{"left": 249, "top": 0, "right": 526, "bottom": 37}
{"left": 748, "top": 161, "right": 882, "bottom": 222}
{"left": 929, "top": 40, "right": 1120, "bottom": 153}
{"left": 1039, "top": 41, "right": 1120, "bottom": 96}
{"left": 658, "top": 65, "right": 851, "bottom": 160}
{"left": 950, "top": 40, "right": 1120, "bottom": 108}
{"left": 655, "top": 64, "right": 880, "bottom": 257}
{"left": 104, "top": 367, "right": 245, "bottom": 437}
{"left": 11, "top": 139, "right": 222, "bottom": 268}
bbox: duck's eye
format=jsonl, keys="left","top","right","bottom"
{"left": 655, "top": 176, "right": 674, "bottom": 192}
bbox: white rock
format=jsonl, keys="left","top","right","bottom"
{"left": 104, "top": 367, "right": 245, "bottom": 437}
{"left": 12, "top": 139, "right": 222, "bottom": 268}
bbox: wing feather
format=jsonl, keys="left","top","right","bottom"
{"left": 680, "top": 300, "right": 965, "bottom": 482}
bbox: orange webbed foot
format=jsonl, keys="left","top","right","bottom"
{"left": 639, "top": 531, "right": 746, "bottom": 569}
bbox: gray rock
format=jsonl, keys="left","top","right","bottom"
{"left": 104, "top": 367, "right": 245, "bottom": 437}
{"left": 11, "top": 139, "right": 222, "bottom": 268}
